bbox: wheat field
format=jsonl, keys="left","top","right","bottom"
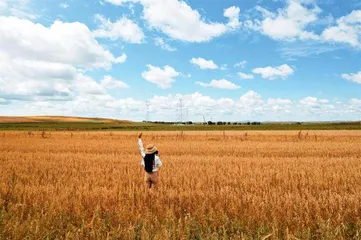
{"left": 1, "top": 130, "right": 361, "bottom": 239}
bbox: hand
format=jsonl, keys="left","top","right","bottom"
{"left": 138, "top": 132, "right": 143, "bottom": 139}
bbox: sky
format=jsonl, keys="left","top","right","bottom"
{"left": 0, "top": 0, "right": 360, "bottom": 122}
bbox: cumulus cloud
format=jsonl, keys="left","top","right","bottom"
{"left": 220, "top": 64, "right": 228, "bottom": 71}
{"left": 224, "top": 6, "right": 241, "bottom": 30}
{"left": 237, "top": 90, "right": 264, "bottom": 114}
{"left": 299, "top": 97, "right": 329, "bottom": 107}
{"left": 245, "top": 1, "right": 361, "bottom": 50}
{"left": 100, "top": 76, "right": 129, "bottom": 89}
{"left": 104, "top": 0, "right": 239, "bottom": 42}
{"left": 59, "top": 3, "right": 69, "bottom": 9}
{"left": 245, "top": 0, "right": 321, "bottom": 41}
{"left": 267, "top": 98, "right": 292, "bottom": 113}
{"left": 238, "top": 72, "right": 254, "bottom": 80}
{"left": 342, "top": 71, "right": 361, "bottom": 84}
{"left": 141, "top": 64, "right": 180, "bottom": 89}
{"left": 0, "top": 16, "right": 127, "bottom": 104}
{"left": 0, "top": 1, "right": 7, "bottom": 9}
{"left": 252, "top": 64, "right": 294, "bottom": 80}
{"left": 196, "top": 79, "right": 240, "bottom": 89}
{"left": 0, "top": 98, "right": 9, "bottom": 105}
{"left": 298, "top": 96, "right": 337, "bottom": 116}
{"left": 349, "top": 98, "right": 361, "bottom": 113}
{"left": 148, "top": 92, "right": 236, "bottom": 119}
{"left": 154, "top": 37, "right": 177, "bottom": 51}
{"left": 1, "top": 88, "right": 358, "bottom": 121}
{"left": 190, "top": 57, "right": 218, "bottom": 69}
{"left": 0, "top": 0, "right": 38, "bottom": 20}
{"left": 0, "top": 16, "right": 126, "bottom": 69}
{"left": 234, "top": 60, "right": 247, "bottom": 69}
{"left": 0, "top": 54, "right": 76, "bottom": 100}
{"left": 322, "top": 10, "right": 361, "bottom": 48}
{"left": 93, "top": 14, "right": 145, "bottom": 43}
{"left": 267, "top": 98, "right": 292, "bottom": 105}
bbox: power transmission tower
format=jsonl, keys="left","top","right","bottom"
{"left": 145, "top": 101, "right": 150, "bottom": 122}
{"left": 176, "top": 98, "right": 184, "bottom": 124}
{"left": 180, "top": 98, "right": 183, "bottom": 123}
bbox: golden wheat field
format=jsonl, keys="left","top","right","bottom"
{"left": 1, "top": 130, "right": 361, "bottom": 239}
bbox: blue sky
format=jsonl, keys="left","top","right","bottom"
{"left": 0, "top": 0, "right": 360, "bottom": 122}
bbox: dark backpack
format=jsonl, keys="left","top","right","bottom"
{"left": 144, "top": 154, "right": 154, "bottom": 173}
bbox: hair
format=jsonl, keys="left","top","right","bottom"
{"left": 144, "top": 154, "right": 155, "bottom": 173}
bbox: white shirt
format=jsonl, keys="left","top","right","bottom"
{"left": 138, "top": 139, "right": 162, "bottom": 172}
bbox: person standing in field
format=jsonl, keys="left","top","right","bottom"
{"left": 138, "top": 133, "right": 162, "bottom": 194}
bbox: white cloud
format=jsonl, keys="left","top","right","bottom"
{"left": 147, "top": 92, "right": 236, "bottom": 120}
{"left": 220, "top": 64, "right": 228, "bottom": 71}
{"left": 100, "top": 75, "right": 129, "bottom": 89}
{"left": 154, "top": 37, "right": 177, "bottom": 51}
{"left": 104, "top": 0, "right": 239, "bottom": 42}
{"left": 349, "top": 98, "right": 361, "bottom": 113}
{"left": 0, "top": 16, "right": 125, "bottom": 69}
{"left": 59, "top": 3, "right": 69, "bottom": 9}
{"left": 246, "top": 2, "right": 361, "bottom": 49}
{"left": 298, "top": 96, "right": 337, "bottom": 116}
{"left": 252, "top": 64, "right": 294, "bottom": 80}
{"left": 350, "top": 98, "right": 361, "bottom": 105}
{"left": 0, "top": 0, "right": 38, "bottom": 20}
{"left": 224, "top": 6, "right": 241, "bottom": 30}
{"left": 234, "top": 60, "right": 247, "bottom": 69}
{"left": 267, "top": 98, "right": 292, "bottom": 113}
{"left": 0, "top": 16, "right": 127, "bottom": 104}
{"left": 342, "top": 71, "right": 361, "bottom": 84}
{"left": 0, "top": 1, "right": 8, "bottom": 9}
{"left": 238, "top": 90, "right": 263, "bottom": 109}
{"left": 114, "top": 53, "right": 127, "bottom": 63}
{"left": 93, "top": 14, "right": 144, "bottom": 44}
{"left": 267, "top": 98, "right": 292, "bottom": 105}
{"left": 104, "top": 0, "right": 132, "bottom": 5}
{"left": 0, "top": 55, "right": 110, "bottom": 102}
{"left": 238, "top": 72, "right": 254, "bottom": 79}
{"left": 1, "top": 89, "right": 358, "bottom": 122}
{"left": 0, "top": 53, "right": 76, "bottom": 100}
{"left": 105, "top": 98, "right": 144, "bottom": 111}
{"left": 322, "top": 10, "right": 361, "bottom": 48}
{"left": 74, "top": 74, "right": 106, "bottom": 96}
{"left": 141, "top": 64, "right": 180, "bottom": 89}
{"left": 196, "top": 79, "right": 240, "bottom": 89}
{"left": 299, "top": 96, "right": 329, "bottom": 106}
{"left": 245, "top": 0, "right": 321, "bottom": 41}
{"left": 0, "top": 98, "right": 9, "bottom": 105}
{"left": 279, "top": 41, "right": 341, "bottom": 59}
{"left": 190, "top": 57, "right": 218, "bottom": 69}
{"left": 141, "top": 0, "right": 227, "bottom": 42}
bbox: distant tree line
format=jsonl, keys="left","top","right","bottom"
{"left": 208, "top": 121, "right": 262, "bottom": 125}
{"left": 143, "top": 121, "right": 263, "bottom": 125}
{"left": 143, "top": 121, "right": 194, "bottom": 125}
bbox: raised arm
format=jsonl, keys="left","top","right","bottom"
{"left": 138, "top": 133, "right": 145, "bottom": 158}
